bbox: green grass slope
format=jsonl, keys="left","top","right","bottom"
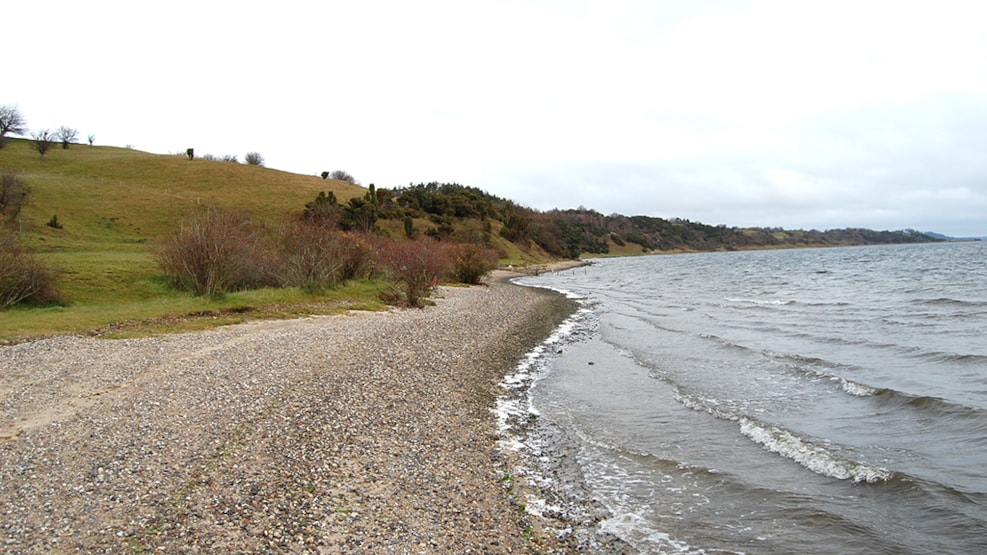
{"left": 2, "top": 138, "right": 365, "bottom": 250}
{"left": 0, "top": 138, "right": 375, "bottom": 341}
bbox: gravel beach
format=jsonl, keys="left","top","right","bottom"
{"left": 0, "top": 274, "right": 592, "bottom": 554}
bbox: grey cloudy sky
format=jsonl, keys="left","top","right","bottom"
{"left": 7, "top": 0, "right": 987, "bottom": 236}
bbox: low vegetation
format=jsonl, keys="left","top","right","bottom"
{"left": 156, "top": 209, "right": 278, "bottom": 298}
{"left": 153, "top": 207, "right": 488, "bottom": 309}
{"left": 373, "top": 237, "right": 453, "bottom": 308}
{"left": 0, "top": 225, "right": 57, "bottom": 309}
{"left": 274, "top": 221, "right": 372, "bottom": 292}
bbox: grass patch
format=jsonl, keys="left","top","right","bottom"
{"left": 0, "top": 277, "right": 390, "bottom": 343}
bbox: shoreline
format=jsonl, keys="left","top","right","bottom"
{"left": 0, "top": 274, "right": 602, "bottom": 553}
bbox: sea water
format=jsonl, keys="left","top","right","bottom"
{"left": 507, "top": 242, "right": 987, "bottom": 554}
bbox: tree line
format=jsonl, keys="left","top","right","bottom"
{"left": 0, "top": 104, "right": 95, "bottom": 157}
{"left": 301, "top": 181, "right": 940, "bottom": 260}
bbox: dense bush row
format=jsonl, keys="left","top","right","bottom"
{"left": 351, "top": 182, "right": 939, "bottom": 260}
{"left": 156, "top": 209, "right": 499, "bottom": 307}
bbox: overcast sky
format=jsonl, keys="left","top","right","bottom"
{"left": 7, "top": 1, "right": 987, "bottom": 236}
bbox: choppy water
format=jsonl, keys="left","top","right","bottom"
{"left": 507, "top": 242, "right": 987, "bottom": 554}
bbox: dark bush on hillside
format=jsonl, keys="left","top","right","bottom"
{"left": 450, "top": 243, "right": 500, "bottom": 284}
{"left": 0, "top": 227, "right": 57, "bottom": 309}
{"left": 244, "top": 152, "right": 264, "bottom": 166}
{"left": 374, "top": 238, "right": 452, "bottom": 308}
{"left": 156, "top": 210, "right": 278, "bottom": 298}
{"left": 341, "top": 195, "right": 378, "bottom": 233}
{"left": 275, "top": 223, "right": 372, "bottom": 291}
{"left": 303, "top": 191, "right": 341, "bottom": 227}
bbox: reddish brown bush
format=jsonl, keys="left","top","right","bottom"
{"left": 374, "top": 238, "right": 453, "bottom": 308}
{"left": 450, "top": 243, "right": 500, "bottom": 284}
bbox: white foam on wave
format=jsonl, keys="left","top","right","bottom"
{"left": 737, "top": 417, "right": 893, "bottom": 484}
{"left": 510, "top": 276, "right": 587, "bottom": 301}
{"left": 492, "top": 306, "right": 589, "bottom": 442}
{"left": 724, "top": 297, "right": 793, "bottom": 306}
{"left": 838, "top": 377, "right": 878, "bottom": 397}
{"left": 599, "top": 511, "right": 728, "bottom": 555}
{"left": 676, "top": 391, "right": 893, "bottom": 484}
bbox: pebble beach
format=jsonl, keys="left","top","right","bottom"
{"left": 0, "top": 273, "right": 613, "bottom": 554}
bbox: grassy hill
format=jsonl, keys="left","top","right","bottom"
{"left": 1, "top": 138, "right": 380, "bottom": 341}
{"left": 3, "top": 138, "right": 365, "bottom": 249}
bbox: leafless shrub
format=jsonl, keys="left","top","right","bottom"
{"left": 275, "top": 221, "right": 351, "bottom": 291}
{"left": 156, "top": 209, "right": 277, "bottom": 298}
{"left": 244, "top": 152, "right": 264, "bottom": 166}
{"left": 55, "top": 126, "right": 78, "bottom": 149}
{"left": 329, "top": 170, "right": 358, "bottom": 184}
{"left": 374, "top": 238, "right": 453, "bottom": 308}
{"left": 0, "top": 226, "right": 57, "bottom": 309}
{"left": 200, "top": 153, "right": 239, "bottom": 163}
{"left": 31, "top": 129, "right": 55, "bottom": 158}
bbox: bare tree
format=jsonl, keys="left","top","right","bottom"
{"left": 0, "top": 105, "right": 27, "bottom": 149}
{"left": 329, "top": 170, "right": 358, "bottom": 184}
{"left": 56, "top": 126, "right": 78, "bottom": 149}
{"left": 88, "top": 134, "right": 95, "bottom": 146}
{"left": 244, "top": 151, "right": 264, "bottom": 166}
{"left": 31, "top": 129, "right": 55, "bottom": 158}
